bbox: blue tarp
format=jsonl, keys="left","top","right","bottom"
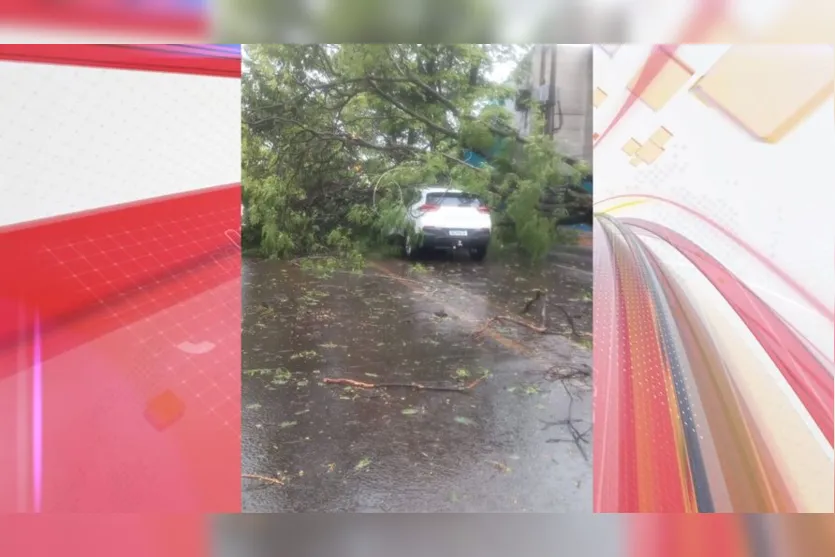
{"left": 463, "top": 150, "right": 487, "bottom": 168}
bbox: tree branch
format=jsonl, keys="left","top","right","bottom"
{"left": 366, "top": 78, "right": 459, "bottom": 139}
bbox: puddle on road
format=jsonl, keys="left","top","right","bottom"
{"left": 241, "top": 252, "right": 592, "bottom": 512}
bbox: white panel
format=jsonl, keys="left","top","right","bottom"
{"left": 0, "top": 62, "right": 241, "bottom": 226}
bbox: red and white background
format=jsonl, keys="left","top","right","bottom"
{"left": 592, "top": 44, "right": 834, "bottom": 513}
{"left": 0, "top": 44, "right": 241, "bottom": 512}
{"left": 1, "top": 1, "right": 835, "bottom": 552}
{"left": 0, "top": 1, "right": 210, "bottom": 42}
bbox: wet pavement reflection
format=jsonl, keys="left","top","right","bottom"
{"left": 242, "top": 248, "right": 593, "bottom": 512}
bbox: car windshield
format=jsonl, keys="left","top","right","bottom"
{"left": 426, "top": 192, "right": 482, "bottom": 207}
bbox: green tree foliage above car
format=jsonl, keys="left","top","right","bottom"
{"left": 242, "top": 43, "right": 590, "bottom": 260}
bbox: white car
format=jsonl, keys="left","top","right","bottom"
{"left": 400, "top": 187, "right": 492, "bottom": 261}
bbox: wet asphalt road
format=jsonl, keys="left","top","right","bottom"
{"left": 241, "top": 247, "right": 593, "bottom": 512}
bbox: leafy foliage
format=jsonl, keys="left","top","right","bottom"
{"left": 242, "top": 43, "right": 590, "bottom": 261}
{"left": 218, "top": 0, "right": 498, "bottom": 43}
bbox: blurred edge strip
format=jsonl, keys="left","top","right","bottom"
{"left": 594, "top": 214, "right": 832, "bottom": 512}
{"left": 4, "top": 513, "right": 835, "bottom": 557}
{"left": 0, "top": 44, "right": 240, "bottom": 77}
{"left": 0, "top": 4, "right": 208, "bottom": 37}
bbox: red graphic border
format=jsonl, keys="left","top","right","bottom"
{"left": 0, "top": 3, "right": 207, "bottom": 38}
{"left": 0, "top": 44, "right": 241, "bottom": 78}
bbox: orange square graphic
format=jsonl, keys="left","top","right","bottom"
{"left": 594, "top": 87, "right": 609, "bottom": 108}
{"left": 636, "top": 142, "right": 664, "bottom": 164}
{"left": 144, "top": 389, "right": 186, "bottom": 431}
{"left": 622, "top": 138, "right": 641, "bottom": 155}
{"left": 691, "top": 45, "right": 834, "bottom": 142}
{"left": 628, "top": 50, "right": 694, "bottom": 111}
{"left": 649, "top": 127, "right": 673, "bottom": 148}
{"left": 759, "top": 1, "right": 835, "bottom": 43}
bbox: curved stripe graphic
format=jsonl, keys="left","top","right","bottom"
{"left": 0, "top": 44, "right": 241, "bottom": 77}
{"left": 593, "top": 214, "right": 834, "bottom": 512}
{"left": 622, "top": 217, "right": 834, "bottom": 443}
{"left": 596, "top": 194, "right": 833, "bottom": 322}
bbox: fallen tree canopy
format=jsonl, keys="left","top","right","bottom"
{"left": 242, "top": 43, "right": 591, "bottom": 261}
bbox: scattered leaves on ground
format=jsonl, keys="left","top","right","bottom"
{"left": 290, "top": 350, "right": 319, "bottom": 360}
{"left": 487, "top": 460, "right": 512, "bottom": 474}
{"left": 272, "top": 368, "right": 292, "bottom": 385}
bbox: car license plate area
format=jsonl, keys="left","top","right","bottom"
{"left": 449, "top": 230, "right": 468, "bottom": 237}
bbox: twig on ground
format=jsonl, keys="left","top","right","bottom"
{"left": 544, "top": 365, "right": 591, "bottom": 382}
{"left": 521, "top": 289, "right": 542, "bottom": 314}
{"left": 403, "top": 308, "right": 448, "bottom": 319}
{"left": 323, "top": 375, "right": 486, "bottom": 393}
{"left": 539, "top": 417, "right": 585, "bottom": 431}
{"left": 497, "top": 315, "right": 548, "bottom": 333}
{"left": 554, "top": 305, "right": 579, "bottom": 338}
{"left": 545, "top": 382, "right": 590, "bottom": 462}
{"left": 473, "top": 316, "right": 498, "bottom": 337}
{"left": 473, "top": 315, "right": 548, "bottom": 338}
{"left": 242, "top": 473, "right": 285, "bottom": 486}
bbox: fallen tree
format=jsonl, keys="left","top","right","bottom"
{"left": 242, "top": 43, "right": 591, "bottom": 261}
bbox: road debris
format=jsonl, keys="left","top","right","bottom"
{"left": 543, "top": 382, "right": 591, "bottom": 462}
{"left": 473, "top": 315, "right": 548, "bottom": 337}
{"left": 242, "top": 473, "right": 285, "bottom": 486}
{"left": 322, "top": 374, "right": 487, "bottom": 393}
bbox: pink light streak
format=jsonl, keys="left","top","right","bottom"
{"left": 595, "top": 193, "right": 834, "bottom": 323}
{"left": 32, "top": 312, "right": 42, "bottom": 512}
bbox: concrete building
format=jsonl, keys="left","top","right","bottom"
{"left": 517, "top": 44, "right": 594, "bottom": 163}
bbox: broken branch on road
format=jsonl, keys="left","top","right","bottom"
{"left": 521, "top": 289, "right": 543, "bottom": 314}
{"left": 544, "top": 365, "right": 591, "bottom": 382}
{"left": 473, "top": 315, "right": 549, "bottom": 338}
{"left": 242, "top": 473, "right": 285, "bottom": 486}
{"left": 475, "top": 290, "right": 558, "bottom": 338}
{"left": 323, "top": 375, "right": 487, "bottom": 393}
{"left": 554, "top": 305, "right": 580, "bottom": 338}
{"left": 545, "top": 382, "right": 590, "bottom": 462}
{"left": 517, "top": 287, "right": 589, "bottom": 341}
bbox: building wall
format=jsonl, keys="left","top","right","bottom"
{"left": 501, "top": 97, "right": 533, "bottom": 138}
{"left": 529, "top": 44, "right": 594, "bottom": 163}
